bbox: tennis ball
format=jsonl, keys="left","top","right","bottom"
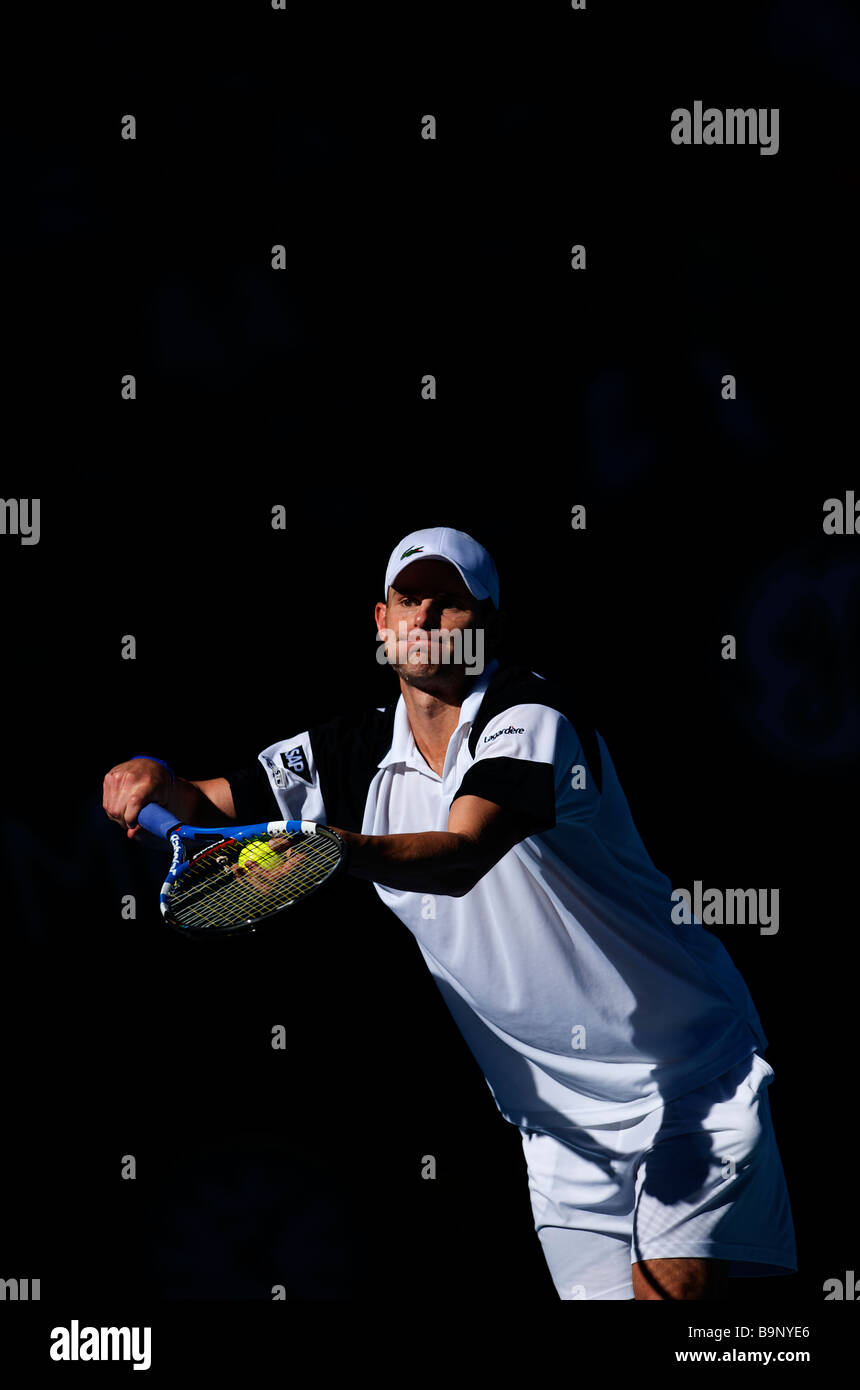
{"left": 238, "top": 839, "right": 281, "bottom": 873}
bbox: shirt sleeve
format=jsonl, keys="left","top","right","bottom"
{"left": 226, "top": 730, "right": 328, "bottom": 826}
{"left": 449, "top": 702, "right": 601, "bottom": 832}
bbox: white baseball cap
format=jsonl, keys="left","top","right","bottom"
{"left": 384, "top": 527, "right": 500, "bottom": 607}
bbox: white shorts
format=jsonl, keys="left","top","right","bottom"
{"left": 520, "top": 1051, "right": 797, "bottom": 1300}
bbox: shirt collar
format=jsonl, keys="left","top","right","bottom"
{"left": 377, "top": 657, "right": 500, "bottom": 770}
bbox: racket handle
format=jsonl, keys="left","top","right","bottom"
{"left": 138, "top": 803, "right": 181, "bottom": 838}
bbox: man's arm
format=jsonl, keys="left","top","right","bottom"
{"left": 103, "top": 759, "right": 237, "bottom": 838}
{"left": 330, "top": 794, "right": 539, "bottom": 897}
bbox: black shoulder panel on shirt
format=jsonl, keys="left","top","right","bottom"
{"left": 309, "top": 702, "right": 398, "bottom": 833}
{"left": 451, "top": 757, "right": 557, "bottom": 831}
{"left": 467, "top": 663, "right": 602, "bottom": 794}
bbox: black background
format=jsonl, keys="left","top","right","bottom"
{"left": 2, "top": 0, "right": 858, "bottom": 1361}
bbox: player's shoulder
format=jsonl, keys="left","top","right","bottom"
{"left": 470, "top": 662, "right": 602, "bottom": 789}
{"left": 308, "top": 698, "right": 398, "bottom": 762}
{"left": 470, "top": 662, "right": 584, "bottom": 745}
{"left": 305, "top": 698, "right": 400, "bottom": 830}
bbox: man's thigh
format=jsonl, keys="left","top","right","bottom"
{"left": 535, "top": 1226, "right": 635, "bottom": 1301}
{"left": 523, "top": 1121, "right": 640, "bottom": 1300}
{"left": 631, "top": 1052, "right": 795, "bottom": 1280}
{"left": 521, "top": 1052, "right": 795, "bottom": 1301}
{"left": 534, "top": 1225, "right": 730, "bottom": 1301}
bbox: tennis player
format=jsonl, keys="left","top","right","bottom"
{"left": 103, "top": 526, "right": 796, "bottom": 1301}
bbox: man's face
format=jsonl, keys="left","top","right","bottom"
{"left": 374, "top": 559, "right": 484, "bottom": 689}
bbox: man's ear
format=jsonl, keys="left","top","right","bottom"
{"left": 482, "top": 602, "right": 506, "bottom": 652}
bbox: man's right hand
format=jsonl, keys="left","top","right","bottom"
{"left": 103, "top": 759, "right": 173, "bottom": 839}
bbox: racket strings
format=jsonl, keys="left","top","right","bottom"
{"left": 166, "top": 831, "right": 341, "bottom": 930}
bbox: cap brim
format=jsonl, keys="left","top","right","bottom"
{"left": 388, "top": 553, "right": 489, "bottom": 601}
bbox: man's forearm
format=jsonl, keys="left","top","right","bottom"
{"left": 331, "top": 828, "right": 481, "bottom": 896}
{"left": 164, "top": 778, "right": 227, "bottom": 825}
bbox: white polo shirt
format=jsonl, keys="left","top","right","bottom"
{"left": 227, "top": 658, "right": 767, "bottom": 1133}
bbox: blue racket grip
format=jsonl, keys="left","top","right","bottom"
{"left": 138, "top": 803, "right": 181, "bottom": 838}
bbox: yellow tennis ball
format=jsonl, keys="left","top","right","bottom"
{"left": 238, "top": 839, "right": 281, "bottom": 872}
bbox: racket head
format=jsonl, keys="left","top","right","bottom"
{"left": 158, "top": 821, "right": 347, "bottom": 936}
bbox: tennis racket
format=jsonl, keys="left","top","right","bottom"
{"left": 137, "top": 803, "right": 347, "bottom": 936}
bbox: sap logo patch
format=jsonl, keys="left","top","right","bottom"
{"left": 483, "top": 725, "right": 525, "bottom": 744}
{"left": 280, "top": 745, "right": 311, "bottom": 783}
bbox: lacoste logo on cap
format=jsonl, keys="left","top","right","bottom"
{"left": 400, "top": 545, "right": 424, "bottom": 559}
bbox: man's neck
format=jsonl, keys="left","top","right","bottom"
{"left": 399, "top": 674, "right": 468, "bottom": 776}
